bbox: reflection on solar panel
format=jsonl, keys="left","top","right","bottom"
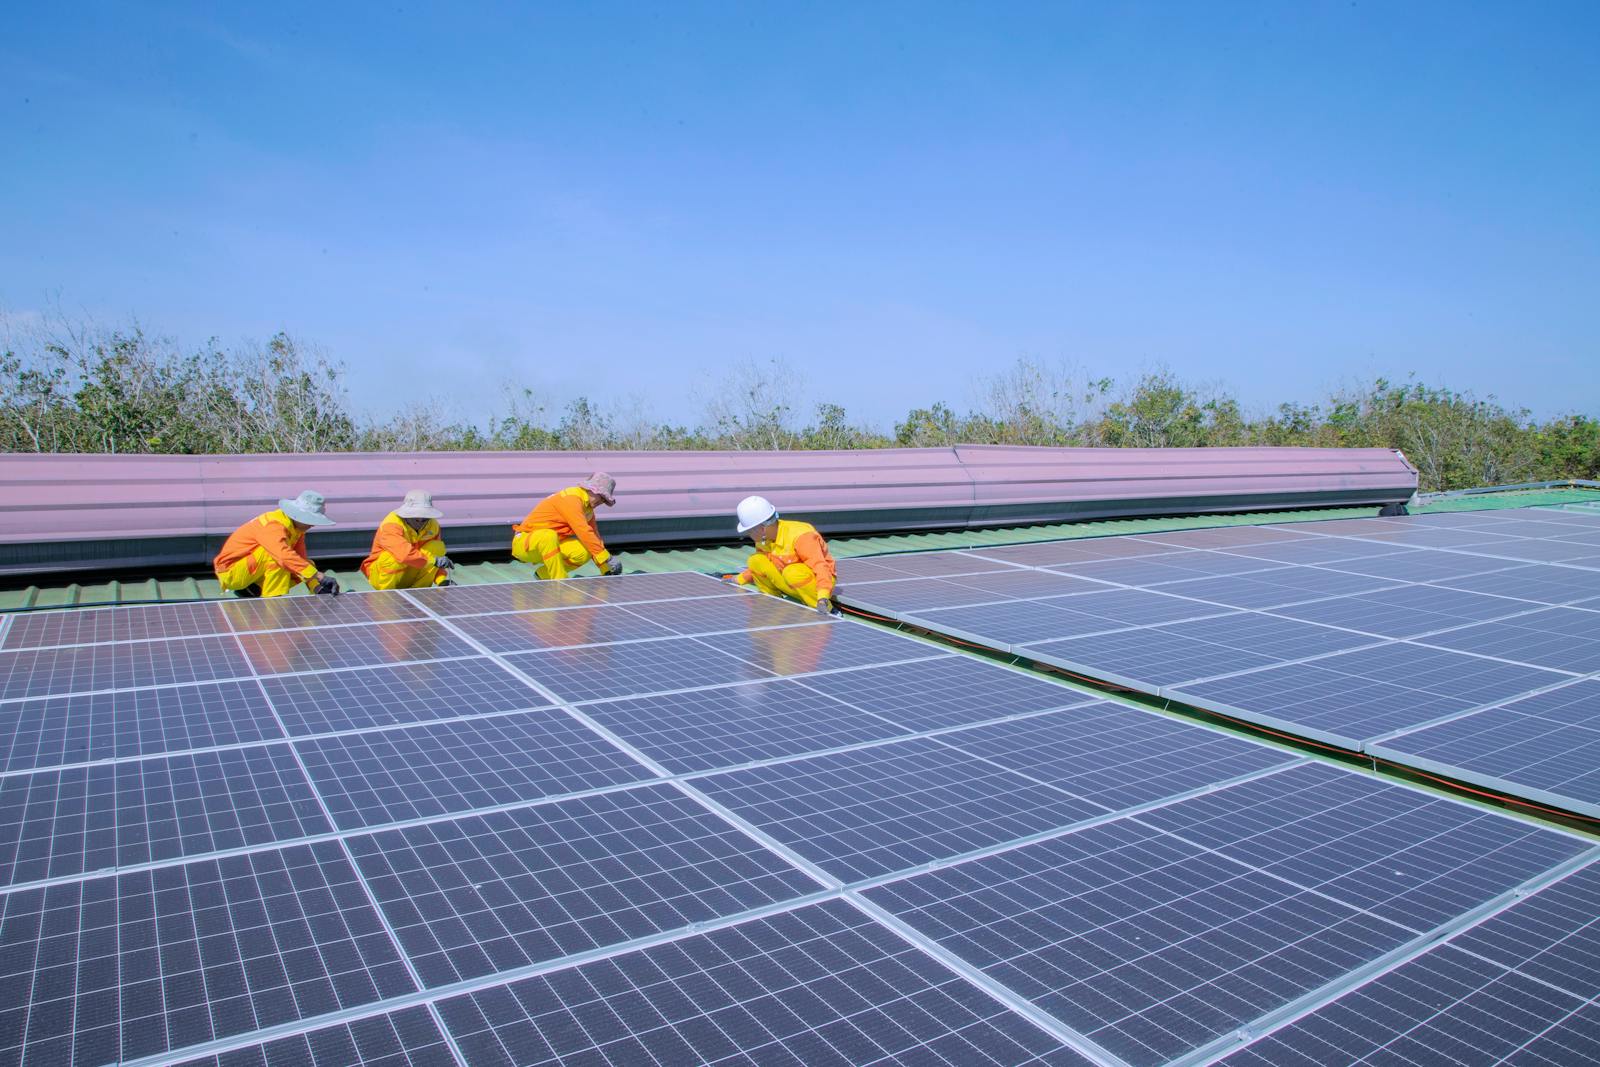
{"left": 845, "top": 506, "right": 1600, "bottom": 819}
{"left": 1, "top": 564, "right": 1597, "bottom": 1067}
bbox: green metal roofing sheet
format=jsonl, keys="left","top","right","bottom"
{"left": 3, "top": 486, "right": 1597, "bottom": 612}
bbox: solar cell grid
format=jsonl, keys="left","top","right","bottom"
{"left": 434, "top": 898, "right": 1092, "bottom": 1067}
{"left": 0, "top": 841, "right": 415, "bottom": 1067}
{"left": 0, "top": 743, "right": 332, "bottom": 887}
{"left": 584, "top": 677, "right": 909, "bottom": 773}
{"left": 1321, "top": 548, "right": 1526, "bottom": 583}
{"left": 344, "top": 783, "right": 819, "bottom": 986}
{"left": 833, "top": 556, "right": 923, "bottom": 584}
{"left": 840, "top": 576, "right": 1024, "bottom": 613}
{"left": 261, "top": 658, "right": 546, "bottom": 736}
{"left": 220, "top": 592, "right": 425, "bottom": 632}
{"left": 694, "top": 736, "right": 1108, "bottom": 882}
{"left": 1155, "top": 610, "right": 1378, "bottom": 661}
{"left": 1347, "top": 526, "right": 1527, "bottom": 549}
{"left": 449, "top": 603, "right": 676, "bottom": 653}
{"left": 1131, "top": 525, "right": 1320, "bottom": 548}
{"left": 868, "top": 550, "right": 1030, "bottom": 577}
{"left": 1, "top": 601, "right": 230, "bottom": 650}
{"left": 1132, "top": 762, "right": 1589, "bottom": 932}
{"left": 1449, "top": 861, "right": 1600, "bottom": 998}
{"left": 1028, "top": 587, "right": 1234, "bottom": 631}
{"left": 940, "top": 702, "right": 1302, "bottom": 811}
{"left": 1459, "top": 539, "right": 1600, "bottom": 564}
{"left": 293, "top": 709, "right": 653, "bottom": 830}
{"left": 0, "top": 635, "right": 251, "bottom": 700}
{"left": 1269, "top": 584, "right": 1537, "bottom": 638}
{"left": 1437, "top": 562, "right": 1600, "bottom": 603}
{"left": 173, "top": 1005, "right": 458, "bottom": 1067}
{"left": 505, "top": 634, "right": 774, "bottom": 703}
{"left": 622, "top": 590, "right": 828, "bottom": 635}
{"left": 865, "top": 815, "right": 1415, "bottom": 1067}
{"left": 1029, "top": 626, "right": 1282, "bottom": 688}
{"left": 1044, "top": 552, "right": 1277, "bottom": 586}
{"left": 0, "top": 680, "right": 282, "bottom": 773}
{"left": 1150, "top": 571, "right": 1384, "bottom": 611}
{"left": 1218, "top": 945, "right": 1597, "bottom": 1067}
{"left": 570, "top": 569, "right": 739, "bottom": 603}
{"left": 1416, "top": 606, "right": 1600, "bottom": 673}
{"left": 238, "top": 620, "right": 476, "bottom": 675}
{"left": 695, "top": 622, "right": 948, "bottom": 675}
{"left": 797, "top": 655, "right": 1093, "bottom": 732}
{"left": 943, "top": 569, "right": 1111, "bottom": 600}
{"left": 1217, "top": 537, "right": 1411, "bottom": 565}
{"left": 403, "top": 579, "right": 598, "bottom": 616}
{"left": 907, "top": 600, "right": 1112, "bottom": 648}
{"left": 971, "top": 541, "right": 1126, "bottom": 567}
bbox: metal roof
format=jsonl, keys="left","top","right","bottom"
{"left": 3, "top": 485, "right": 1595, "bottom": 612}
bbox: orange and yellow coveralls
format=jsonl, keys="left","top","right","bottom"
{"left": 213, "top": 509, "right": 323, "bottom": 598}
{"left": 360, "top": 512, "right": 448, "bottom": 590}
{"left": 737, "top": 518, "right": 837, "bottom": 608}
{"left": 511, "top": 486, "right": 613, "bottom": 579}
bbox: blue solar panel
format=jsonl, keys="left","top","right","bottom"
{"left": 293, "top": 709, "right": 653, "bottom": 830}
{"left": 172, "top": 1006, "right": 458, "bottom": 1067}
{"left": 0, "top": 744, "right": 331, "bottom": 886}
{"left": 0, "top": 842, "right": 415, "bottom": 1066}
{"left": 798, "top": 655, "right": 1092, "bottom": 731}
{"left": 0, "top": 636, "right": 251, "bottom": 699}
{"left": 694, "top": 736, "right": 1107, "bottom": 882}
{"left": 238, "top": 620, "right": 476, "bottom": 674}
{"left": 505, "top": 634, "right": 775, "bottom": 702}
{"left": 1, "top": 601, "right": 230, "bottom": 650}
{"left": 450, "top": 604, "right": 676, "bottom": 653}
{"left": 434, "top": 898, "right": 1094, "bottom": 1066}
{"left": 343, "top": 784, "right": 818, "bottom": 986}
{"left": 0, "top": 680, "right": 282, "bottom": 772}
{"left": 623, "top": 591, "right": 829, "bottom": 635}
{"left": 220, "top": 591, "right": 426, "bottom": 631}
{"left": 1370, "top": 679, "right": 1600, "bottom": 818}
{"left": 1415, "top": 605, "right": 1600, "bottom": 673}
{"left": 261, "top": 657, "right": 547, "bottom": 736}
{"left": 583, "top": 678, "right": 910, "bottom": 773}
{"left": 939, "top": 702, "right": 1302, "bottom": 811}
{"left": 696, "top": 621, "right": 948, "bottom": 675}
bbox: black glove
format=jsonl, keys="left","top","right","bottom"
{"left": 816, "top": 596, "right": 833, "bottom": 616}
{"left": 432, "top": 554, "right": 454, "bottom": 570}
{"left": 314, "top": 572, "right": 341, "bottom": 596}
{"left": 601, "top": 557, "right": 623, "bottom": 576}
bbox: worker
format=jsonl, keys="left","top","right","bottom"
{"left": 361, "top": 489, "right": 454, "bottom": 590}
{"left": 732, "top": 495, "right": 838, "bottom": 614}
{"left": 511, "top": 473, "right": 623, "bottom": 579}
{"left": 214, "top": 490, "right": 340, "bottom": 598}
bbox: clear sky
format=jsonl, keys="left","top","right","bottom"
{"left": 3, "top": 1, "right": 1596, "bottom": 428}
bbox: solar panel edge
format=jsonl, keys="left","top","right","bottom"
{"left": 1364, "top": 741, "right": 1600, "bottom": 822}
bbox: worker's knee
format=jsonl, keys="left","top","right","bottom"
{"left": 559, "top": 540, "right": 590, "bottom": 566}
{"left": 513, "top": 529, "right": 556, "bottom": 565}
{"left": 781, "top": 563, "right": 815, "bottom": 588}
{"left": 747, "top": 554, "right": 779, "bottom": 577}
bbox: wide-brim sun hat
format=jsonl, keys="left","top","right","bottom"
{"left": 396, "top": 489, "right": 443, "bottom": 519}
{"left": 278, "top": 489, "right": 335, "bottom": 526}
{"left": 582, "top": 472, "right": 617, "bottom": 505}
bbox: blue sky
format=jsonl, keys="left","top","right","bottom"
{"left": 3, "top": 2, "right": 1596, "bottom": 427}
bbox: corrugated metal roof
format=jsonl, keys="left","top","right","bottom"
{"left": 4, "top": 486, "right": 1595, "bottom": 612}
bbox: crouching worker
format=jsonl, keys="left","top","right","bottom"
{"left": 511, "top": 473, "right": 623, "bottom": 579}
{"left": 361, "top": 489, "right": 454, "bottom": 590}
{"left": 214, "top": 490, "right": 340, "bottom": 598}
{"left": 733, "top": 495, "right": 838, "bottom": 614}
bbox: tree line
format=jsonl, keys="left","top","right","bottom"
{"left": 2, "top": 311, "right": 1596, "bottom": 493}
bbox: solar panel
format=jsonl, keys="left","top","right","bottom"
{"left": 1268, "top": 583, "right": 1537, "bottom": 638}
{"left": 693, "top": 737, "right": 1110, "bottom": 882}
{"left": 342, "top": 784, "right": 818, "bottom": 987}
{"left": 1, "top": 601, "right": 230, "bottom": 650}
{"left": 1415, "top": 605, "right": 1600, "bottom": 673}
{"left": 292, "top": 710, "right": 653, "bottom": 829}
{"left": 4, "top": 561, "right": 1598, "bottom": 1067}
{"left": 1370, "top": 680, "right": 1600, "bottom": 818}
{"left": 841, "top": 576, "right": 1030, "bottom": 613}
{"left": 221, "top": 592, "right": 426, "bottom": 631}
{"left": 0, "top": 680, "right": 282, "bottom": 772}
{"left": 0, "top": 635, "right": 251, "bottom": 700}
{"left": 583, "top": 677, "right": 911, "bottom": 773}
{"left": 505, "top": 634, "right": 775, "bottom": 702}
{"left": 1437, "top": 562, "right": 1600, "bottom": 603}
{"left": 433, "top": 898, "right": 1096, "bottom": 1066}
{"left": 0, "top": 743, "right": 330, "bottom": 885}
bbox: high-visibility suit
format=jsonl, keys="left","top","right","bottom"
{"left": 361, "top": 512, "right": 448, "bottom": 590}
{"left": 512, "top": 486, "right": 613, "bottom": 580}
{"left": 214, "top": 509, "right": 323, "bottom": 598}
{"left": 737, "top": 518, "right": 836, "bottom": 608}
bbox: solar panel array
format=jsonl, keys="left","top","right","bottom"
{"left": 0, "top": 566, "right": 1596, "bottom": 1065}
{"left": 841, "top": 506, "right": 1600, "bottom": 820}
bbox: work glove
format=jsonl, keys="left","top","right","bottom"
{"left": 431, "top": 554, "right": 454, "bottom": 570}
{"left": 600, "top": 557, "right": 623, "bottom": 576}
{"left": 313, "top": 572, "right": 341, "bottom": 596}
{"left": 816, "top": 596, "right": 834, "bottom": 616}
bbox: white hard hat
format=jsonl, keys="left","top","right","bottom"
{"left": 735, "top": 495, "right": 778, "bottom": 534}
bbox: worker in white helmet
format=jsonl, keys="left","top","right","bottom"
{"left": 731, "top": 496, "right": 838, "bottom": 614}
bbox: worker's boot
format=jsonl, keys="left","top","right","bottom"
{"left": 231, "top": 585, "right": 262, "bottom": 599}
